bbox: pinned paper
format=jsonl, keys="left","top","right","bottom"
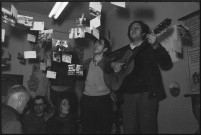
{"left": 2, "top": 7, "right": 15, "bottom": 27}
{"left": 69, "top": 28, "right": 74, "bottom": 39}
{"left": 27, "top": 34, "right": 36, "bottom": 42}
{"left": 52, "top": 38, "right": 71, "bottom": 52}
{"left": 24, "top": 51, "right": 37, "bottom": 59}
{"left": 47, "top": 59, "right": 52, "bottom": 67}
{"left": 11, "top": 5, "right": 18, "bottom": 20}
{"left": 92, "top": 28, "right": 99, "bottom": 39}
{"left": 68, "top": 64, "right": 76, "bottom": 75}
{"left": 76, "top": 64, "right": 83, "bottom": 76}
{"left": 62, "top": 54, "right": 72, "bottom": 63}
{"left": 30, "top": 22, "right": 44, "bottom": 31}
{"left": 90, "top": 15, "right": 101, "bottom": 30}
{"left": 172, "top": 39, "right": 182, "bottom": 53}
{"left": 110, "top": 2, "right": 126, "bottom": 8}
{"left": 2, "top": 29, "right": 5, "bottom": 42}
{"left": 76, "top": 27, "right": 85, "bottom": 38}
{"left": 76, "top": 13, "right": 88, "bottom": 27}
{"left": 38, "top": 29, "right": 53, "bottom": 42}
{"left": 46, "top": 70, "right": 56, "bottom": 79}
{"left": 89, "top": 2, "right": 102, "bottom": 17}
{"left": 52, "top": 52, "right": 61, "bottom": 62}
{"left": 40, "top": 62, "right": 46, "bottom": 71}
{"left": 17, "top": 14, "right": 33, "bottom": 27}
{"left": 84, "top": 27, "right": 91, "bottom": 33}
{"left": 17, "top": 52, "right": 26, "bottom": 64}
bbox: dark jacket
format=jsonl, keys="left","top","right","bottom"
{"left": 1, "top": 104, "right": 24, "bottom": 134}
{"left": 79, "top": 56, "right": 113, "bottom": 92}
{"left": 46, "top": 113, "right": 76, "bottom": 134}
{"left": 118, "top": 41, "right": 173, "bottom": 100}
{"left": 22, "top": 111, "right": 46, "bottom": 134}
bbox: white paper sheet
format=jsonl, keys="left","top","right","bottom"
{"left": 11, "top": 5, "right": 18, "bottom": 19}
{"left": 110, "top": 2, "right": 126, "bottom": 8}
{"left": 90, "top": 15, "right": 101, "bottom": 30}
{"left": 24, "top": 51, "right": 37, "bottom": 59}
{"left": 89, "top": 2, "right": 102, "bottom": 17}
{"left": 30, "top": 22, "right": 44, "bottom": 31}
{"left": 46, "top": 70, "right": 56, "bottom": 79}
{"left": 92, "top": 28, "right": 99, "bottom": 39}
{"left": 2, "top": 29, "right": 5, "bottom": 42}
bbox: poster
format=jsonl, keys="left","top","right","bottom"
{"left": 178, "top": 10, "right": 200, "bottom": 94}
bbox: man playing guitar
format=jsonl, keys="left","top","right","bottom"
{"left": 111, "top": 20, "right": 173, "bottom": 134}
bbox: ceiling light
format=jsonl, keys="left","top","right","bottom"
{"left": 48, "top": 2, "right": 62, "bottom": 18}
{"left": 54, "top": 2, "right": 69, "bottom": 19}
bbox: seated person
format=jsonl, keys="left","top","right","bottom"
{"left": 33, "top": 96, "right": 55, "bottom": 121}
{"left": 46, "top": 98, "right": 77, "bottom": 134}
{"left": 22, "top": 98, "right": 46, "bottom": 134}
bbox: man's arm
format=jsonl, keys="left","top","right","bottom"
{"left": 2, "top": 121, "right": 23, "bottom": 134}
{"left": 153, "top": 41, "right": 173, "bottom": 70}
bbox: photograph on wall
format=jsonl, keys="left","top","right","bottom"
{"left": 76, "top": 64, "right": 83, "bottom": 76}
{"left": 52, "top": 38, "right": 72, "bottom": 52}
{"left": 68, "top": 64, "right": 76, "bottom": 75}
{"left": 189, "top": 68, "right": 200, "bottom": 92}
{"left": 2, "top": 7, "right": 16, "bottom": 27}
{"left": 17, "top": 14, "right": 33, "bottom": 27}
{"left": 62, "top": 53, "right": 72, "bottom": 64}
{"left": 52, "top": 52, "right": 61, "bottom": 62}
{"left": 38, "top": 29, "right": 53, "bottom": 42}
{"left": 17, "top": 52, "right": 26, "bottom": 64}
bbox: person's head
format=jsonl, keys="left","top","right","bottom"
{"left": 6, "top": 85, "right": 30, "bottom": 114}
{"left": 94, "top": 37, "right": 111, "bottom": 56}
{"left": 128, "top": 20, "right": 150, "bottom": 42}
{"left": 57, "top": 98, "right": 70, "bottom": 116}
{"left": 33, "top": 96, "right": 47, "bottom": 116}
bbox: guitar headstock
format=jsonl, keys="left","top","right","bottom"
{"left": 153, "top": 18, "right": 172, "bottom": 35}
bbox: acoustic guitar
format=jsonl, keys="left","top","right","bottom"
{"left": 109, "top": 18, "right": 172, "bottom": 91}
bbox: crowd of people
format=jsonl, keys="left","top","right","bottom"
{"left": 1, "top": 20, "right": 173, "bottom": 134}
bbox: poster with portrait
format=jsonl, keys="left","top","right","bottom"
{"left": 178, "top": 10, "right": 200, "bottom": 94}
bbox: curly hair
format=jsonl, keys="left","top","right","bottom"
{"left": 127, "top": 20, "right": 150, "bottom": 41}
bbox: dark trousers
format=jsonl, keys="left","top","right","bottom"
{"left": 80, "top": 94, "right": 113, "bottom": 134}
{"left": 122, "top": 92, "right": 158, "bottom": 134}
{"left": 50, "top": 89, "right": 78, "bottom": 114}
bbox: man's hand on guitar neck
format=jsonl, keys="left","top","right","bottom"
{"left": 111, "top": 62, "right": 125, "bottom": 73}
{"left": 146, "top": 33, "right": 160, "bottom": 49}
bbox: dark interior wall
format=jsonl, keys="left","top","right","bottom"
{"left": 100, "top": 2, "right": 199, "bottom": 134}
